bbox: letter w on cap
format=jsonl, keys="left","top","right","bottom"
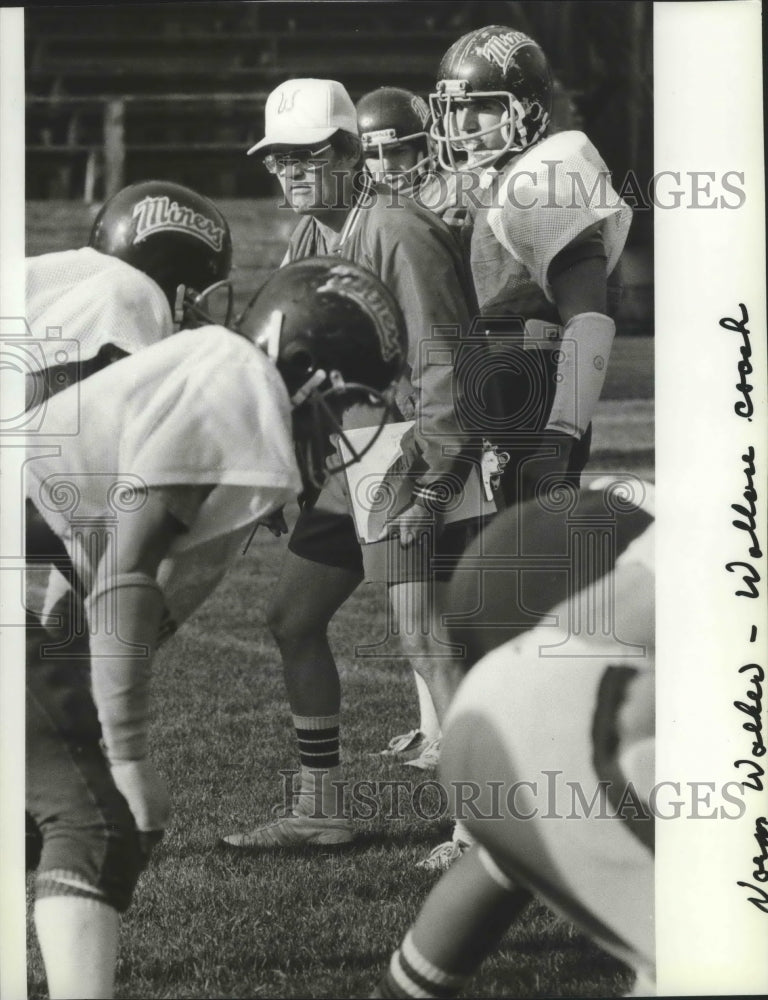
{"left": 278, "top": 88, "right": 301, "bottom": 114}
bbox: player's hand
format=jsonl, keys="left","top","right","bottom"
{"left": 519, "top": 430, "right": 577, "bottom": 502}
{"left": 257, "top": 506, "right": 289, "bottom": 537}
{"left": 377, "top": 501, "right": 438, "bottom": 548}
{"left": 110, "top": 758, "right": 170, "bottom": 837}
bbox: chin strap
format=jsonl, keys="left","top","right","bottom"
{"left": 290, "top": 369, "right": 327, "bottom": 407}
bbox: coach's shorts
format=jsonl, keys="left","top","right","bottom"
{"left": 288, "top": 503, "right": 487, "bottom": 584}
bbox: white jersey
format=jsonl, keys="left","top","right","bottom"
{"left": 470, "top": 130, "right": 632, "bottom": 309}
{"left": 25, "top": 247, "right": 173, "bottom": 368}
{"left": 26, "top": 327, "right": 302, "bottom": 629}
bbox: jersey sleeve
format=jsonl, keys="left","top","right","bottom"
{"left": 99, "top": 265, "right": 175, "bottom": 354}
{"left": 369, "top": 205, "right": 476, "bottom": 485}
{"left": 119, "top": 332, "right": 301, "bottom": 540}
{"left": 26, "top": 249, "right": 174, "bottom": 368}
{"left": 488, "top": 131, "right": 632, "bottom": 300}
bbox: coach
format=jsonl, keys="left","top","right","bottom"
{"left": 223, "top": 78, "right": 480, "bottom": 853}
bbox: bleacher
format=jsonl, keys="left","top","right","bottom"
{"left": 24, "top": 3, "right": 652, "bottom": 334}
{"left": 25, "top": 1, "right": 652, "bottom": 234}
{"left": 25, "top": 3, "right": 470, "bottom": 199}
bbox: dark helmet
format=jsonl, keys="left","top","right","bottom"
{"left": 430, "top": 25, "right": 553, "bottom": 170}
{"left": 356, "top": 87, "right": 433, "bottom": 190}
{"left": 238, "top": 257, "right": 408, "bottom": 489}
{"left": 89, "top": 180, "right": 234, "bottom": 326}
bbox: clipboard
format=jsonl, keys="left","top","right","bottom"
{"left": 336, "top": 420, "right": 497, "bottom": 580}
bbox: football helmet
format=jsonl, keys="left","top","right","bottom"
{"left": 89, "top": 180, "right": 234, "bottom": 327}
{"left": 430, "top": 25, "right": 552, "bottom": 171}
{"left": 356, "top": 87, "right": 433, "bottom": 192}
{"left": 238, "top": 257, "right": 408, "bottom": 490}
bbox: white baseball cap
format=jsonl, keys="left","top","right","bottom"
{"left": 247, "top": 79, "right": 359, "bottom": 156}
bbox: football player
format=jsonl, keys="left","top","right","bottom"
{"left": 355, "top": 85, "right": 443, "bottom": 766}
{"left": 372, "top": 479, "right": 656, "bottom": 998}
{"left": 355, "top": 84, "right": 478, "bottom": 278}
{"left": 428, "top": 25, "right": 632, "bottom": 506}
{"left": 356, "top": 86, "right": 434, "bottom": 197}
{"left": 222, "top": 78, "right": 481, "bottom": 851}
{"left": 23, "top": 179, "right": 234, "bottom": 878}
{"left": 417, "top": 24, "right": 633, "bottom": 869}
{"left": 25, "top": 179, "right": 233, "bottom": 408}
{"left": 25, "top": 258, "right": 407, "bottom": 1000}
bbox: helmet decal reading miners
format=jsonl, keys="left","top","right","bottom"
{"left": 430, "top": 25, "right": 553, "bottom": 171}
{"left": 89, "top": 180, "right": 233, "bottom": 325}
{"left": 131, "top": 195, "right": 227, "bottom": 253}
{"left": 476, "top": 28, "right": 530, "bottom": 74}
{"left": 238, "top": 256, "right": 408, "bottom": 490}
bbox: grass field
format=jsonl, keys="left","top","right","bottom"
{"left": 24, "top": 200, "right": 654, "bottom": 999}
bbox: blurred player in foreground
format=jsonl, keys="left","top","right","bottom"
{"left": 25, "top": 257, "right": 407, "bottom": 999}
{"left": 224, "top": 78, "right": 482, "bottom": 851}
{"left": 419, "top": 22, "right": 633, "bottom": 869}
{"left": 373, "top": 478, "right": 655, "bottom": 998}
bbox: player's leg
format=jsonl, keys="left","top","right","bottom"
{"left": 222, "top": 507, "right": 363, "bottom": 848}
{"left": 387, "top": 523, "right": 485, "bottom": 866}
{"left": 269, "top": 549, "right": 361, "bottom": 717}
{"left": 34, "top": 898, "right": 119, "bottom": 1000}
{"left": 387, "top": 585, "right": 470, "bottom": 869}
{"left": 26, "top": 616, "right": 143, "bottom": 999}
{"left": 387, "top": 578, "right": 463, "bottom": 725}
{"left": 377, "top": 671, "right": 441, "bottom": 763}
{"left": 270, "top": 549, "right": 361, "bottom": 820}
{"left": 385, "top": 518, "right": 483, "bottom": 753}
{"left": 372, "top": 845, "right": 531, "bottom": 999}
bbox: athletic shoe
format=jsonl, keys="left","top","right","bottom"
{"left": 220, "top": 813, "right": 354, "bottom": 849}
{"left": 376, "top": 728, "right": 427, "bottom": 761}
{"left": 416, "top": 839, "right": 471, "bottom": 872}
{"left": 403, "top": 736, "right": 441, "bottom": 771}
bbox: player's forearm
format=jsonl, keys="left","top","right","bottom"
{"left": 408, "top": 336, "right": 475, "bottom": 489}
{"left": 545, "top": 311, "right": 616, "bottom": 438}
{"left": 87, "top": 488, "right": 182, "bottom": 760}
{"left": 546, "top": 252, "right": 615, "bottom": 438}
{"left": 86, "top": 572, "right": 166, "bottom": 760}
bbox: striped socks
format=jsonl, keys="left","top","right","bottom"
{"left": 374, "top": 931, "right": 468, "bottom": 998}
{"left": 292, "top": 714, "right": 344, "bottom": 818}
{"left": 294, "top": 713, "right": 340, "bottom": 770}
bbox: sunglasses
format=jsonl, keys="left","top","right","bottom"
{"left": 263, "top": 143, "right": 333, "bottom": 175}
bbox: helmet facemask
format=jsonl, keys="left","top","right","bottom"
{"left": 361, "top": 127, "right": 432, "bottom": 193}
{"left": 291, "top": 374, "right": 397, "bottom": 492}
{"left": 174, "top": 279, "right": 236, "bottom": 330}
{"left": 430, "top": 80, "right": 543, "bottom": 171}
{"left": 254, "top": 307, "right": 398, "bottom": 493}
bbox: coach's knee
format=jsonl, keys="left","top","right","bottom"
{"left": 266, "top": 591, "right": 327, "bottom": 651}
